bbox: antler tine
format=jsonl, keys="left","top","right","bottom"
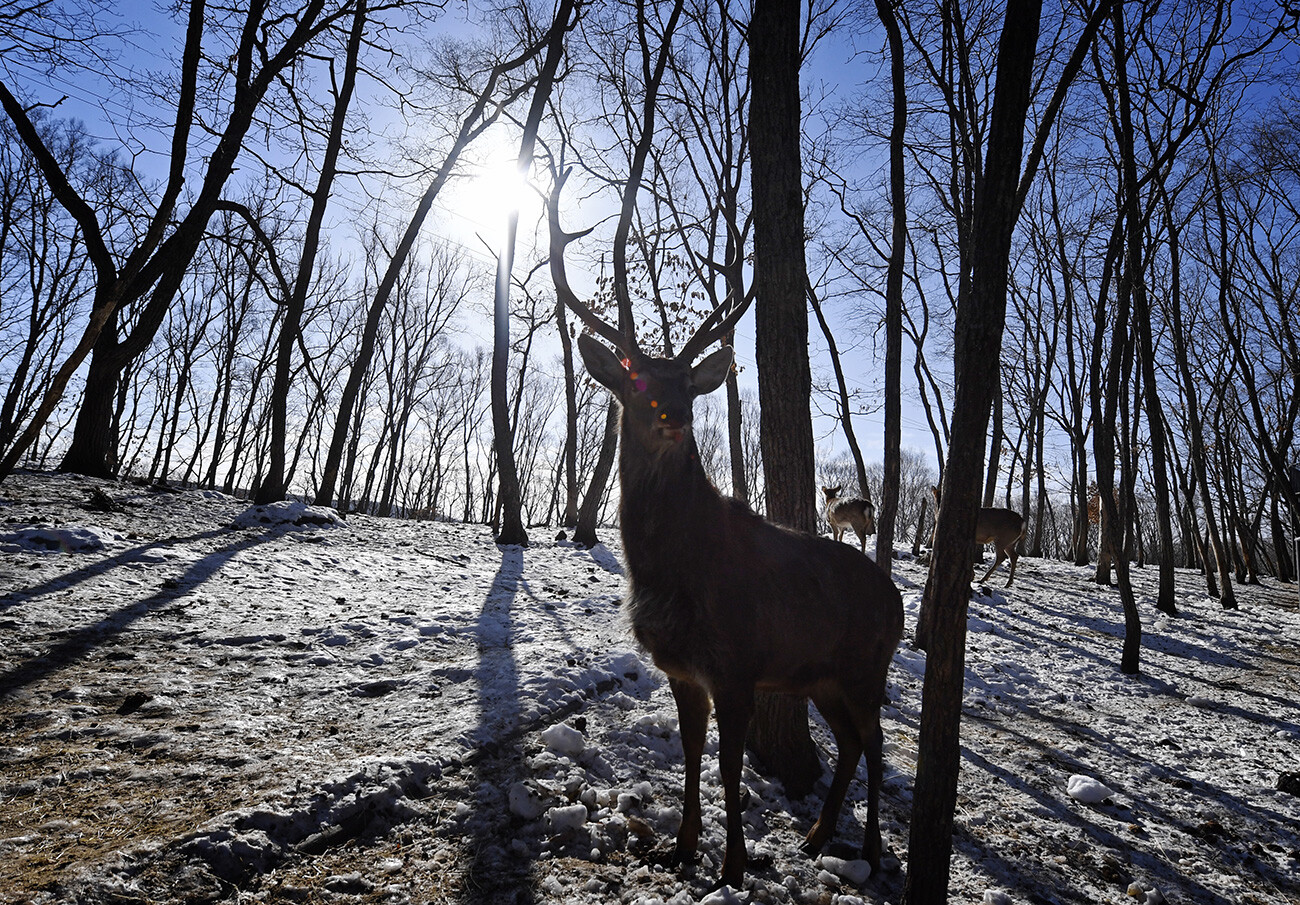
{"left": 677, "top": 289, "right": 754, "bottom": 362}
{"left": 547, "top": 167, "right": 639, "bottom": 355}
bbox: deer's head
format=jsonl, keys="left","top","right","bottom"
{"left": 578, "top": 334, "right": 732, "bottom": 454}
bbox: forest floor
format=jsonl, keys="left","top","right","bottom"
{"left": 1, "top": 469, "right": 1298, "bottom": 905}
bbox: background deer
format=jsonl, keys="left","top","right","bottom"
{"left": 930, "top": 485, "right": 1025, "bottom": 587}
{"left": 822, "top": 486, "right": 876, "bottom": 554}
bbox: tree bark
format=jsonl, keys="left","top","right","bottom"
{"left": 573, "top": 401, "right": 618, "bottom": 548}
{"left": 875, "top": 0, "right": 907, "bottom": 567}
{"left": 746, "top": 0, "right": 821, "bottom": 799}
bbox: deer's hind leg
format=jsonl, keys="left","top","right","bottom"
{"left": 978, "top": 548, "right": 1007, "bottom": 584}
{"left": 852, "top": 699, "right": 886, "bottom": 870}
{"left": 1004, "top": 546, "right": 1019, "bottom": 587}
{"left": 668, "top": 677, "right": 710, "bottom": 862}
{"left": 802, "top": 693, "right": 863, "bottom": 856}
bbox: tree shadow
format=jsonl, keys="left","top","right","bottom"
{"left": 0, "top": 527, "right": 277, "bottom": 696}
{"left": 952, "top": 708, "right": 1299, "bottom": 905}
{"left": 0, "top": 527, "right": 232, "bottom": 613}
{"left": 457, "top": 545, "right": 536, "bottom": 905}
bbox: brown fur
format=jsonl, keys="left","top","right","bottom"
{"left": 822, "top": 485, "right": 876, "bottom": 553}
{"left": 581, "top": 334, "right": 904, "bottom": 889}
{"left": 930, "top": 485, "right": 1026, "bottom": 587}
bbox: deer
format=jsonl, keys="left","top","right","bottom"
{"left": 549, "top": 190, "right": 904, "bottom": 887}
{"left": 930, "top": 485, "right": 1026, "bottom": 587}
{"left": 822, "top": 486, "right": 876, "bottom": 554}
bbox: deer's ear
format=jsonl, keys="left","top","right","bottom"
{"left": 578, "top": 334, "right": 627, "bottom": 393}
{"left": 691, "top": 345, "right": 733, "bottom": 395}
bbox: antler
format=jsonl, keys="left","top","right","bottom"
{"left": 547, "top": 163, "right": 753, "bottom": 364}
{"left": 547, "top": 166, "right": 639, "bottom": 356}
{"left": 677, "top": 288, "right": 754, "bottom": 363}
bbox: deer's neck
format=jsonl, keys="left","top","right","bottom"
{"left": 616, "top": 429, "right": 718, "bottom": 574}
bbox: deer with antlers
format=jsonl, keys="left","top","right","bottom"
{"left": 550, "top": 175, "right": 904, "bottom": 891}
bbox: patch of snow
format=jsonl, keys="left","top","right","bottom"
{"left": 547, "top": 803, "right": 589, "bottom": 833}
{"left": 1066, "top": 773, "right": 1116, "bottom": 804}
{"left": 0, "top": 524, "right": 121, "bottom": 552}
{"left": 818, "top": 854, "right": 872, "bottom": 885}
{"left": 540, "top": 722, "right": 586, "bottom": 755}
{"left": 230, "top": 500, "right": 346, "bottom": 529}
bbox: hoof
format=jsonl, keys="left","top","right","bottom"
{"left": 648, "top": 844, "right": 695, "bottom": 870}
{"left": 708, "top": 873, "right": 745, "bottom": 895}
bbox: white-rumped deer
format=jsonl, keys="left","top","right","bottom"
{"left": 930, "top": 485, "right": 1026, "bottom": 587}
{"left": 822, "top": 486, "right": 876, "bottom": 554}
{"left": 554, "top": 195, "right": 904, "bottom": 886}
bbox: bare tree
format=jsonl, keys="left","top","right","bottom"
{"left": 0, "top": 0, "right": 381, "bottom": 482}
{"left": 907, "top": 2, "right": 1113, "bottom": 901}
{"left": 314, "top": 17, "right": 559, "bottom": 508}
{"left": 0, "top": 116, "right": 93, "bottom": 450}
{"left": 259, "top": 0, "right": 369, "bottom": 503}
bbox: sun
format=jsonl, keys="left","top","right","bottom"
{"left": 447, "top": 142, "right": 544, "bottom": 247}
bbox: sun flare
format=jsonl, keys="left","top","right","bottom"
{"left": 450, "top": 146, "right": 543, "bottom": 245}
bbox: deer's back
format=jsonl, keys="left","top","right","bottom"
{"left": 976, "top": 507, "right": 1025, "bottom": 545}
{"left": 828, "top": 498, "right": 871, "bottom": 526}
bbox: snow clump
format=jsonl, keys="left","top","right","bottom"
{"left": 1067, "top": 773, "right": 1116, "bottom": 803}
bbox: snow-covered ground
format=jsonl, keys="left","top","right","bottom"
{"left": 1, "top": 469, "right": 1297, "bottom": 905}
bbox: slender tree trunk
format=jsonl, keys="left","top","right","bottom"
{"left": 557, "top": 295, "right": 579, "bottom": 526}
{"left": 260, "top": 0, "right": 368, "bottom": 503}
{"left": 492, "top": 0, "right": 577, "bottom": 547}
{"left": 573, "top": 400, "right": 618, "bottom": 547}
{"left": 982, "top": 380, "right": 1003, "bottom": 507}
{"left": 723, "top": 330, "right": 749, "bottom": 504}
{"left": 809, "top": 282, "right": 869, "bottom": 500}
{"left": 905, "top": 3, "right": 1066, "bottom": 900}
{"left": 1111, "top": 10, "right": 1175, "bottom": 613}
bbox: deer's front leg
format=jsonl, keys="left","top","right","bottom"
{"left": 668, "top": 677, "right": 709, "bottom": 862}
{"left": 712, "top": 689, "right": 754, "bottom": 890}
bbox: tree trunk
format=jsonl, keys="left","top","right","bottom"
{"left": 723, "top": 335, "right": 749, "bottom": 504}
{"left": 60, "top": 322, "right": 128, "bottom": 478}
{"left": 982, "top": 379, "right": 1003, "bottom": 507}
{"left": 259, "top": 0, "right": 368, "bottom": 504}
{"left": 557, "top": 295, "right": 580, "bottom": 527}
{"left": 491, "top": 0, "right": 576, "bottom": 547}
{"left": 573, "top": 401, "right": 618, "bottom": 548}
{"left": 808, "top": 282, "right": 870, "bottom": 503}
{"left": 746, "top": 0, "right": 821, "bottom": 800}
{"left": 1111, "top": 11, "right": 1175, "bottom": 614}
{"left": 872, "top": 0, "right": 908, "bottom": 567}
{"left": 905, "top": 3, "right": 1051, "bottom": 900}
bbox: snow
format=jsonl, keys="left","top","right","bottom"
{"left": 1, "top": 469, "right": 1298, "bottom": 904}
{"left": 1066, "top": 774, "right": 1117, "bottom": 804}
